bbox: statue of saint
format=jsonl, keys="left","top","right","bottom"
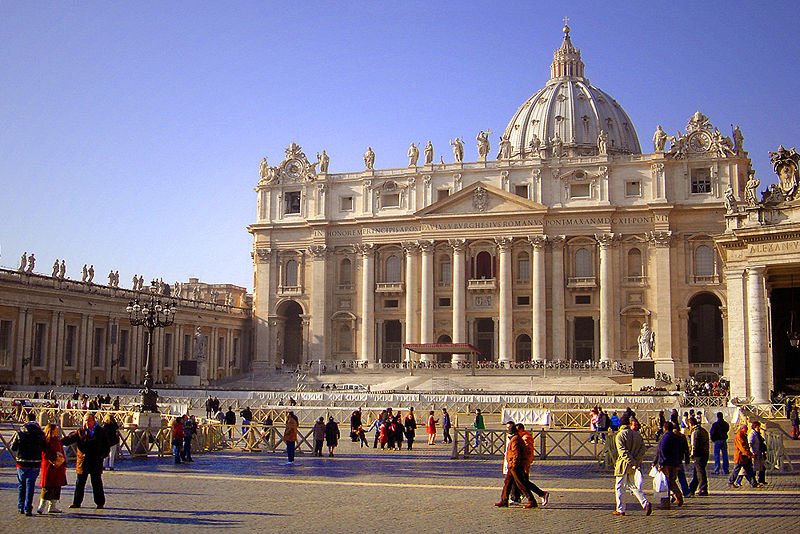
{"left": 424, "top": 140, "right": 434, "bottom": 165}
{"left": 597, "top": 129, "right": 608, "bottom": 156}
{"left": 497, "top": 135, "right": 511, "bottom": 160}
{"left": 259, "top": 157, "right": 269, "bottom": 179}
{"left": 653, "top": 125, "right": 667, "bottom": 152}
{"left": 88, "top": 265, "right": 94, "bottom": 283}
{"left": 476, "top": 131, "right": 490, "bottom": 160}
{"left": 52, "top": 260, "right": 60, "bottom": 278}
{"left": 724, "top": 185, "right": 737, "bottom": 214}
{"left": 82, "top": 264, "right": 88, "bottom": 282}
{"left": 18, "top": 252, "right": 27, "bottom": 272}
{"left": 364, "top": 147, "right": 375, "bottom": 170}
{"left": 529, "top": 134, "right": 542, "bottom": 157}
{"left": 132, "top": 274, "right": 139, "bottom": 290}
{"left": 26, "top": 254, "right": 35, "bottom": 273}
{"left": 407, "top": 143, "right": 419, "bottom": 166}
{"left": 551, "top": 133, "right": 563, "bottom": 158}
{"left": 59, "top": 260, "right": 66, "bottom": 279}
{"left": 637, "top": 323, "right": 655, "bottom": 360}
{"left": 317, "top": 150, "right": 329, "bottom": 173}
{"left": 732, "top": 125, "right": 744, "bottom": 154}
{"left": 450, "top": 137, "right": 464, "bottom": 163}
{"left": 108, "top": 270, "right": 115, "bottom": 286}
{"left": 114, "top": 270, "right": 119, "bottom": 287}
{"left": 744, "top": 170, "right": 760, "bottom": 207}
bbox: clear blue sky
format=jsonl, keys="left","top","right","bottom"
{"left": 2, "top": 1, "right": 797, "bottom": 291}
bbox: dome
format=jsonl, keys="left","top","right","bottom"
{"left": 502, "top": 25, "right": 641, "bottom": 158}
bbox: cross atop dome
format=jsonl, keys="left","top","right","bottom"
{"left": 551, "top": 21, "right": 584, "bottom": 79}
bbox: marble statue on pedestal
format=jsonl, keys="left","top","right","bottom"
{"left": 450, "top": 137, "right": 464, "bottom": 163}
{"left": 52, "top": 260, "right": 59, "bottom": 277}
{"left": 424, "top": 141, "right": 434, "bottom": 165}
{"left": 26, "top": 254, "right": 35, "bottom": 273}
{"left": 364, "top": 147, "right": 375, "bottom": 170}
{"left": 653, "top": 125, "right": 667, "bottom": 152}
{"left": 744, "top": 170, "right": 760, "bottom": 207}
{"left": 597, "top": 129, "right": 608, "bottom": 155}
{"left": 58, "top": 260, "right": 66, "bottom": 280}
{"left": 476, "top": 130, "right": 490, "bottom": 161}
{"left": 637, "top": 322, "right": 655, "bottom": 360}
{"left": 407, "top": 143, "right": 419, "bottom": 166}
{"left": 18, "top": 252, "right": 27, "bottom": 272}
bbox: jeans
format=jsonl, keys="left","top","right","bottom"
{"left": 615, "top": 471, "right": 649, "bottom": 513}
{"left": 183, "top": 436, "right": 193, "bottom": 461}
{"left": 677, "top": 464, "right": 690, "bottom": 496}
{"left": 17, "top": 467, "right": 39, "bottom": 514}
{"left": 500, "top": 466, "right": 534, "bottom": 503}
{"left": 172, "top": 440, "right": 182, "bottom": 463}
{"left": 729, "top": 461, "right": 757, "bottom": 487}
{"left": 443, "top": 427, "right": 452, "bottom": 443}
{"left": 286, "top": 440, "right": 296, "bottom": 463}
{"left": 713, "top": 440, "right": 729, "bottom": 474}
{"left": 73, "top": 472, "right": 105, "bottom": 507}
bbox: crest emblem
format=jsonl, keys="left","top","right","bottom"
{"left": 473, "top": 186, "right": 488, "bottom": 212}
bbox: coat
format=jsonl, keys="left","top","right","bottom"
{"left": 615, "top": 425, "right": 646, "bottom": 477}
{"left": 313, "top": 421, "right": 326, "bottom": 441}
{"left": 40, "top": 437, "right": 67, "bottom": 488}
{"left": 733, "top": 427, "right": 753, "bottom": 465}
{"left": 749, "top": 429, "right": 766, "bottom": 471}
{"left": 690, "top": 425, "right": 710, "bottom": 460}
{"left": 505, "top": 433, "right": 526, "bottom": 469}
{"left": 518, "top": 430, "right": 535, "bottom": 469}
{"left": 284, "top": 416, "right": 298, "bottom": 442}
{"left": 325, "top": 421, "right": 340, "bottom": 447}
{"left": 426, "top": 416, "right": 437, "bottom": 435}
{"left": 61, "top": 424, "right": 110, "bottom": 475}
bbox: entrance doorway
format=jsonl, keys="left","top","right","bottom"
{"left": 383, "top": 320, "right": 402, "bottom": 363}
{"left": 771, "top": 287, "right": 800, "bottom": 393}
{"left": 435, "top": 334, "right": 453, "bottom": 363}
{"left": 475, "top": 318, "right": 494, "bottom": 361}
{"left": 573, "top": 317, "right": 594, "bottom": 361}
{"left": 277, "top": 300, "right": 303, "bottom": 367}
{"left": 688, "top": 292, "right": 724, "bottom": 378}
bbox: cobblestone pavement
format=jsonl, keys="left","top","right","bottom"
{"left": 2, "top": 440, "right": 799, "bottom": 533}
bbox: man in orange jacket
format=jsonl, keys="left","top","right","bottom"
{"left": 495, "top": 421, "right": 537, "bottom": 509}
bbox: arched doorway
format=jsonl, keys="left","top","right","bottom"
{"left": 770, "top": 286, "right": 800, "bottom": 393}
{"left": 687, "top": 293, "right": 723, "bottom": 378}
{"left": 436, "top": 334, "right": 452, "bottom": 363}
{"left": 383, "top": 320, "right": 402, "bottom": 363}
{"left": 515, "top": 334, "right": 531, "bottom": 362}
{"left": 277, "top": 300, "right": 303, "bottom": 367}
{"left": 475, "top": 318, "right": 494, "bottom": 361}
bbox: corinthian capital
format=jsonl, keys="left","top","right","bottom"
{"left": 418, "top": 240, "right": 435, "bottom": 253}
{"left": 648, "top": 231, "right": 673, "bottom": 248}
{"left": 402, "top": 241, "right": 420, "bottom": 255}
{"left": 355, "top": 243, "right": 375, "bottom": 257}
{"left": 595, "top": 233, "right": 617, "bottom": 248}
{"left": 527, "top": 235, "right": 547, "bottom": 249}
{"left": 254, "top": 247, "right": 272, "bottom": 263}
{"left": 448, "top": 238, "right": 466, "bottom": 253}
{"left": 495, "top": 237, "right": 513, "bottom": 251}
{"left": 308, "top": 245, "right": 328, "bottom": 258}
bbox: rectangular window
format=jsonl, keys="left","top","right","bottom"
{"left": 517, "top": 255, "right": 530, "bottom": 282}
{"left": 515, "top": 184, "right": 529, "bottom": 198}
{"left": 437, "top": 189, "right": 450, "bottom": 202}
{"left": 516, "top": 296, "right": 530, "bottom": 306}
{"left": 382, "top": 193, "right": 400, "bottom": 208}
{"left": 625, "top": 181, "right": 641, "bottom": 197}
{"left": 33, "top": 323, "right": 46, "bottom": 367}
{"left": 218, "top": 336, "right": 225, "bottom": 366}
{"left": 439, "top": 261, "right": 451, "bottom": 287}
{"left": 384, "top": 299, "right": 399, "bottom": 308}
{"left": 164, "top": 333, "right": 173, "bottom": 367}
{"left": 340, "top": 196, "right": 354, "bottom": 211}
{"left": 183, "top": 334, "right": 191, "bottom": 359}
{"left": 65, "top": 325, "right": 76, "bottom": 367}
{"left": 284, "top": 191, "right": 301, "bottom": 214}
{"left": 570, "top": 183, "right": 591, "bottom": 198}
{"left": 93, "top": 327, "right": 105, "bottom": 368}
{"left": 438, "top": 297, "right": 451, "bottom": 308}
{"left": 691, "top": 168, "right": 712, "bottom": 194}
{"left": 575, "top": 295, "right": 591, "bottom": 305}
{"left": 0, "top": 320, "right": 11, "bottom": 367}
{"left": 119, "top": 329, "right": 129, "bottom": 368}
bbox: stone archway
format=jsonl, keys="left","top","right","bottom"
{"left": 277, "top": 300, "right": 303, "bottom": 367}
{"left": 688, "top": 292, "right": 723, "bottom": 378}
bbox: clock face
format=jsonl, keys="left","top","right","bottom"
{"left": 688, "top": 131, "right": 712, "bottom": 152}
{"left": 285, "top": 159, "right": 303, "bottom": 178}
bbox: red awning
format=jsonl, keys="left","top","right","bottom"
{"left": 402, "top": 343, "right": 482, "bottom": 356}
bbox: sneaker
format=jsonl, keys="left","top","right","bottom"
{"left": 50, "top": 507, "right": 63, "bottom": 514}
{"left": 645, "top": 502, "right": 653, "bottom": 516}
{"left": 540, "top": 491, "right": 549, "bottom": 507}
{"left": 494, "top": 501, "right": 509, "bottom": 508}
{"left": 25, "top": 512, "right": 32, "bottom": 517}
{"left": 508, "top": 499, "right": 518, "bottom": 506}
{"left": 69, "top": 504, "right": 81, "bottom": 509}
{"left": 523, "top": 502, "right": 537, "bottom": 509}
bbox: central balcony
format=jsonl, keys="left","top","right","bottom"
{"left": 468, "top": 278, "right": 496, "bottom": 291}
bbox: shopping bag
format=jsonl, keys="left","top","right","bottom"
{"left": 652, "top": 470, "right": 669, "bottom": 493}
{"left": 633, "top": 468, "right": 643, "bottom": 490}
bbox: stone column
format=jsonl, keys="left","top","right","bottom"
{"left": 496, "top": 237, "right": 513, "bottom": 363}
{"left": 420, "top": 240, "right": 435, "bottom": 362}
{"left": 450, "top": 239, "right": 467, "bottom": 365}
{"left": 15, "top": 308, "right": 27, "bottom": 385}
{"left": 596, "top": 233, "right": 616, "bottom": 363}
{"left": 308, "top": 245, "right": 328, "bottom": 365}
{"left": 403, "top": 241, "right": 420, "bottom": 349}
{"left": 54, "top": 312, "right": 65, "bottom": 385}
{"left": 550, "top": 236, "right": 566, "bottom": 360}
{"left": 724, "top": 268, "right": 747, "bottom": 399}
{"left": 649, "top": 231, "right": 675, "bottom": 377}
{"left": 529, "top": 235, "right": 547, "bottom": 361}
{"left": 747, "top": 266, "right": 769, "bottom": 403}
{"left": 358, "top": 244, "right": 376, "bottom": 364}
{"left": 252, "top": 247, "right": 272, "bottom": 371}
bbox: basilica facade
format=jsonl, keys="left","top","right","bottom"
{"left": 249, "top": 26, "right": 760, "bottom": 394}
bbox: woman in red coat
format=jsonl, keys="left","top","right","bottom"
{"left": 38, "top": 423, "right": 67, "bottom": 514}
{"left": 427, "top": 411, "right": 438, "bottom": 445}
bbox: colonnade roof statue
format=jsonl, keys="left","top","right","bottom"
{"left": 501, "top": 24, "right": 642, "bottom": 158}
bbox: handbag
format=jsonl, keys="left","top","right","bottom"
{"left": 52, "top": 452, "right": 66, "bottom": 468}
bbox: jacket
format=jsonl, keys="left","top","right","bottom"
{"left": 690, "top": 425, "right": 710, "bottom": 459}
{"left": 284, "top": 416, "right": 298, "bottom": 442}
{"left": 61, "top": 423, "right": 110, "bottom": 475}
{"left": 733, "top": 427, "right": 753, "bottom": 465}
{"left": 518, "top": 430, "right": 535, "bottom": 468}
{"left": 709, "top": 419, "right": 729, "bottom": 442}
{"left": 748, "top": 429, "right": 766, "bottom": 471}
{"left": 505, "top": 433, "right": 526, "bottom": 469}
{"left": 655, "top": 430, "right": 687, "bottom": 467}
{"left": 10, "top": 422, "right": 46, "bottom": 468}
{"left": 615, "top": 425, "right": 646, "bottom": 477}
{"left": 313, "top": 421, "right": 326, "bottom": 441}
{"left": 40, "top": 437, "right": 68, "bottom": 488}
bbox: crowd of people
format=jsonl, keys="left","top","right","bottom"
{"left": 680, "top": 377, "right": 730, "bottom": 397}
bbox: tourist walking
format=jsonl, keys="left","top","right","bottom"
{"left": 205, "top": 396, "right": 214, "bottom": 419}
{"left": 495, "top": 421, "right": 536, "bottom": 509}
{"left": 687, "top": 417, "right": 710, "bottom": 496}
{"left": 442, "top": 408, "right": 452, "bottom": 444}
{"left": 510, "top": 423, "right": 549, "bottom": 507}
{"left": 284, "top": 411, "right": 299, "bottom": 464}
{"left": 426, "top": 411, "right": 438, "bottom": 445}
{"left": 325, "top": 417, "right": 340, "bottom": 457}
{"left": 350, "top": 409, "right": 362, "bottom": 442}
{"left": 102, "top": 414, "right": 121, "bottom": 471}
{"left": 224, "top": 406, "right": 236, "bottom": 439}
{"left": 474, "top": 408, "right": 486, "bottom": 448}
{"left": 313, "top": 417, "right": 325, "bottom": 457}
{"left": 10, "top": 412, "right": 45, "bottom": 516}
{"left": 370, "top": 411, "right": 386, "bottom": 448}
{"left": 710, "top": 412, "right": 730, "bottom": 474}
{"left": 672, "top": 424, "right": 692, "bottom": 497}
{"left": 748, "top": 421, "right": 767, "bottom": 485}
{"left": 171, "top": 417, "right": 184, "bottom": 464}
{"left": 612, "top": 414, "right": 651, "bottom": 516}
{"left": 62, "top": 413, "right": 110, "bottom": 509}
{"left": 404, "top": 408, "right": 417, "bottom": 450}
{"left": 790, "top": 405, "right": 799, "bottom": 440}
{"left": 654, "top": 422, "right": 684, "bottom": 509}
{"left": 728, "top": 423, "right": 760, "bottom": 488}
{"left": 37, "top": 423, "right": 67, "bottom": 514}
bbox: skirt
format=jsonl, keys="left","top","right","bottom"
{"left": 42, "top": 486, "right": 62, "bottom": 500}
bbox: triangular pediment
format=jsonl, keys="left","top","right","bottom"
{"left": 416, "top": 181, "right": 547, "bottom": 217}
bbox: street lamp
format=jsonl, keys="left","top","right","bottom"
{"left": 127, "top": 280, "right": 177, "bottom": 412}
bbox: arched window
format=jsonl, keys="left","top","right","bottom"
{"left": 695, "top": 245, "right": 715, "bottom": 279}
{"left": 385, "top": 255, "right": 401, "bottom": 282}
{"left": 285, "top": 259, "right": 298, "bottom": 286}
{"left": 339, "top": 258, "right": 352, "bottom": 287}
{"left": 515, "top": 334, "right": 532, "bottom": 361}
{"left": 337, "top": 324, "right": 352, "bottom": 352}
{"left": 627, "top": 248, "right": 643, "bottom": 280}
{"left": 475, "top": 251, "right": 493, "bottom": 279}
{"left": 517, "top": 251, "right": 530, "bottom": 282}
{"left": 439, "top": 256, "right": 451, "bottom": 286}
{"left": 575, "top": 248, "right": 593, "bottom": 278}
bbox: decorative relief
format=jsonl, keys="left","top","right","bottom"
{"left": 474, "top": 295, "right": 493, "bottom": 308}
{"left": 453, "top": 173, "right": 463, "bottom": 191}
{"left": 495, "top": 236, "right": 513, "bottom": 251}
{"left": 648, "top": 231, "right": 673, "bottom": 248}
{"left": 260, "top": 143, "right": 318, "bottom": 186}
{"left": 473, "top": 186, "right": 489, "bottom": 212}
{"left": 651, "top": 162, "right": 665, "bottom": 181}
{"left": 308, "top": 245, "right": 328, "bottom": 258}
{"left": 254, "top": 248, "right": 272, "bottom": 263}
{"left": 769, "top": 145, "right": 800, "bottom": 201}
{"left": 528, "top": 235, "right": 547, "bottom": 249}
{"left": 595, "top": 233, "right": 617, "bottom": 248}
{"left": 550, "top": 235, "right": 566, "bottom": 249}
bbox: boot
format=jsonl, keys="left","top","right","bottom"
{"left": 49, "top": 500, "right": 63, "bottom": 514}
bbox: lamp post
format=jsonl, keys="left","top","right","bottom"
{"left": 127, "top": 280, "right": 176, "bottom": 412}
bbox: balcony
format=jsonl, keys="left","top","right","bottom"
{"left": 468, "top": 278, "right": 496, "bottom": 290}
{"left": 278, "top": 285, "right": 302, "bottom": 296}
{"left": 692, "top": 274, "right": 720, "bottom": 285}
{"left": 375, "top": 282, "right": 404, "bottom": 294}
{"left": 624, "top": 275, "right": 647, "bottom": 286}
{"left": 567, "top": 277, "right": 596, "bottom": 289}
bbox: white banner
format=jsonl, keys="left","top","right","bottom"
{"left": 500, "top": 408, "right": 550, "bottom": 427}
